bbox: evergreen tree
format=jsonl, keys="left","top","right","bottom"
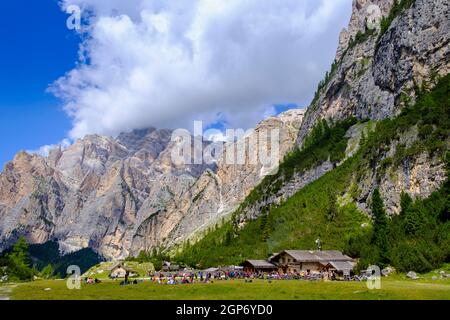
{"left": 7, "top": 237, "right": 35, "bottom": 281}
{"left": 327, "top": 193, "right": 338, "bottom": 221}
{"left": 137, "top": 250, "right": 150, "bottom": 263}
{"left": 260, "top": 212, "right": 272, "bottom": 241}
{"left": 404, "top": 204, "right": 425, "bottom": 236}
{"left": 260, "top": 213, "right": 268, "bottom": 240}
{"left": 400, "top": 192, "right": 413, "bottom": 216}
{"left": 224, "top": 229, "right": 233, "bottom": 246}
{"left": 399, "top": 191, "right": 419, "bottom": 235}
{"left": 40, "top": 264, "right": 55, "bottom": 279}
{"left": 371, "top": 189, "right": 389, "bottom": 265}
{"left": 148, "top": 248, "right": 165, "bottom": 271}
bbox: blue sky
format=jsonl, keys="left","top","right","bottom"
{"left": 0, "top": 0, "right": 351, "bottom": 169}
{"left": 0, "top": 1, "right": 298, "bottom": 169}
{"left": 0, "top": 1, "right": 78, "bottom": 168}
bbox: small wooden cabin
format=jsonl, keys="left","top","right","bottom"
{"left": 242, "top": 260, "right": 278, "bottom": 273}
{"left": 109, "top": 263, "right": 136, "bottom": 278}
{"left": 270, "top": 250, "right": 354, "bottom": 274}
{"left": 321, "top": 261, "right": 354, "bottom": 277}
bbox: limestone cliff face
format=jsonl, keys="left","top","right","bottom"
{"left": 335, "top": 0, "right": 395, "bottom": 62}
{"left": 233, "top": 122, "right": 375, "bottom": 225}
{"left": 353, "top": 127, "right": 448, "bottom": 216}
{"left": 130, "top": 109, "right": 305, "bottom": 253}
{"left": 1, "top": 0, "right": 448, "bottom": 260}
{"left": 292, "top": 0, "right": 449, "bottom": 215}
{"left": 127, "top": 0, "right": 448, "bottom": 251}
{"left": 298, "top": 0, "right": 449, "bottom": 143}
{"left": 0, "top": 129, "right": 210, "bottom": 259}
{"left": 0, "top": 110, "right": 304, "bottom": 259}
{"left": 232, "top": 0, "right": 449, "bottom": 226}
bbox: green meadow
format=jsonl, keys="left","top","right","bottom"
{"left": 2, "top": 276, "right": 450, "bottom": 300}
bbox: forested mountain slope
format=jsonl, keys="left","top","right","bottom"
{"left": 176, "top": 75, "right": 449, "bottom": 272}
{"left": 174, "top": 0, "right": 450, "bottom": 272}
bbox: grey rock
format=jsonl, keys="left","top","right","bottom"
{"left": 295, "top": 0, "right": 448, "bottom": 218}
{"left": 336, "top": 0, "right": 395, "bottom": 62}
{"left": 407, "top": 271, "right": 419, "bottom": 280}
{"left": 382, "top": 267, "right": 395, "bottom": 277}
{"left": 0, "top": 110, "right": 305, "bottom": 259}
{"left": 130, "top": 109, "right": 306, "bottom": 252}
{"left": 298, "top": 0, "right": 449, "bottom": 144}
{"left": 0, "top": 128, "right": 213, "bottom": 260}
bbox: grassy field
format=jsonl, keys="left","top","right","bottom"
{"left": 2, "top": 277, "right": 450, "bottom": 300}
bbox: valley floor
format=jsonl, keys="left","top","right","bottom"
{"left": 3, "top": 277, "right": 450, "bottom": 300}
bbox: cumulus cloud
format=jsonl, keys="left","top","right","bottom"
{"left": 53, "top": 0, "right": 352, "bottom": 139}
{"left": 28, "top": 139, "right": 72, "bottom": 157}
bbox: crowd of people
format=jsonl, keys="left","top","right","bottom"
{"left": 146, "top": 270, "right": 347, "bottom": 285}
{"left": 84, "top": 277, "right": 102, "bottom": 284}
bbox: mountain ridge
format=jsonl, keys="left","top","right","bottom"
{"left": 0, "top": 0, "right": 448, "bottom": 265}
{"left": 0, "top": 109, "right": 305, "bottom": 260}
{"left": 173, "top": 0, "right": 449, "bottom": 270}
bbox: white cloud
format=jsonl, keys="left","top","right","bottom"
{"left": 28, "top": 139, "right": 72, "bottom": 157}
{"left": 53, "top": 0, "right": 352, "bottom": 139}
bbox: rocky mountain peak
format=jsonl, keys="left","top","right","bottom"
{"left": 131, "top": 109, "right": 306, "bottom": 252}
{"left": 298, "top": 0, "right": 449, "bottom": 144}
{"left": 336, "top": 0, "right": 394, "bottom": 61}
{"left": 0, "top": 124, "right": 214, "bottom": 259}
{"left": 1, "top": 0, "right": 447, "bottom": 262}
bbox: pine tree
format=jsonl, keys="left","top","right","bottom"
{"left": 260, "top": 213, "right": 268, "bottom": 239}
{"left": 399, "top": 191, "right": 424, "bottom": 235}
{"left": 263, "top": 214, "right": 272, "bottom": 241}
{"left": 7, "top": 237, "right": 34, "bottom": 280}
{"left": 137, "top": 250, "right": 150, "bottom": 263}
{"left": 327, "top": 193, "right": 338, "bottom": 221}
{"left": 40, "top": 264, "right": 55, "bottom": 279}
{"left": 400, "top": 192, "right": 413, "bottom": 216}
{"left": 224, "top": 229, "right": 233, "bottom": 246}
{"left": 371, "top": 189, "right": 389, "bottom": 265}
{"left": 11, "top": 237, "right": 30, "bottom": 264}
{"left": 404, "top": 205, "right": 425, "bottom": 235}
{"left": 149, "top": 248, "right": 163, "bottom": 271}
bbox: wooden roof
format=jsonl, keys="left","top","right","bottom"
{"left": 109, "top": 263, "right": 134, "bottom": 272}
{"left": 244, "top": 260, "right": 277, "bottom": 269}
{"left": 271, "top": 250, "right": 353, "bottom": 263}
{"left": 326, "top": 261, "right": 354, "bottom": 271}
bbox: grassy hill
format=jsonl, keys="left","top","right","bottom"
{"left": 83, "top": 261, "right": 155, "bottom": 279}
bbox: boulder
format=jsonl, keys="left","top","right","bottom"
{"left": 381, "top": 267, "right": 395, "bottom": 277}
{"left": 407, "top": 271, "right": 419, "bottom": 280}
